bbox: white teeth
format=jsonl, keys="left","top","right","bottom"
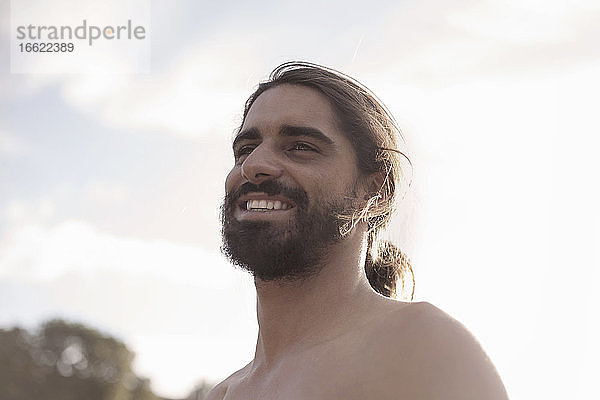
{"left": 245, "top": 199, "right": 291, "bottom": 211}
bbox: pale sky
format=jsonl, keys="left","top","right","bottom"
{"left": 1, "top": 0, "right": 599, "bottom": 398}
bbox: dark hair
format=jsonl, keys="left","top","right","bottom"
{"left": 239, "top": 61, "right": 415, "bottom": 300}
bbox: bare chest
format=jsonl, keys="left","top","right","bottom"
{"left": 221, "top": 335, "right": 407, "bottom": 400}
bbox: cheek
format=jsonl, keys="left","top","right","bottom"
{"left": 321, "top": 170, "right": 364, "bottom": 204}
{"left": 225, "top": 167, "right": 241, "bottom": 194}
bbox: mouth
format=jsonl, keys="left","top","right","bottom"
{"left": 236, "top": 193, "right": 296, "bottom": 217}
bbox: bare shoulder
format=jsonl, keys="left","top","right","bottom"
{"left": 204, "top": 380, "right": 227, "bottom": 400}
{"left": 367, "top": 301, "right": 509, "bottom": 400}
{"left": 204, "top": 363, "right": 251, "bottom": 400}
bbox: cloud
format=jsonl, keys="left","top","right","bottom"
{"left": 94, "top": 43, "right": 259, "bottom": 140}
{"left": 84, "top": 180, "right": 130, "bottom": 207}
{"left": 352, "top": 0, "right": 600, "bottom": 87}
{"left": 2, "top": 198, "right": 55, "bottom": 229}
{"left": 0, "top": 218, "right": 257, "bottom": 396}
{"left": 0, "top": 130, "right": 29, "bottom": 157}
{"left": 16, "top": 37, "right": 263, "bottom": 141}
{"left": 0, "top": 219, "right": 236, "bottom": 284}
{"left": 12, "top": 0, "right": 599, "bottom": 142}
{"left": 447, "top": 0, "right": 599, "bottom": 45}
{"left": 15, "top": 29, "right": 263, "bottom": 141}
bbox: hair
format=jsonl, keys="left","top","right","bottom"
{"left": 239, "top": 61, "right": 415, "bottom": 300}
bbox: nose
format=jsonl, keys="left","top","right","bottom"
{"left": 240, "top": 143, "right": 283, "bottom": 184}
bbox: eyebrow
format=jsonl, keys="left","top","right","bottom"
{"left": 279, "top": 125, "right": 335, "bottom": 146}
{"left": 232, "top": 127, "right": 260, "bottom": 149}
{"left": 232, "top": 125, "right": 335, "bottom": 149}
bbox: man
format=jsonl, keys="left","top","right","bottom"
{"left": 208, "top": 62, "right": 509, "bottom": 400}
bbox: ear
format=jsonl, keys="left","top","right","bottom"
{"left": 364, "top": 171, "right": 386, "bottom": 199}
{"left": 351, "top": 172, "right": 386, "bottom": 229}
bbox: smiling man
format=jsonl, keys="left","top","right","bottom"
{"left": 208, "top": 62, "right": 509, "bottom": 400}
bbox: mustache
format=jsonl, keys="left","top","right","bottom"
{"left": 226, "top": 180, "right": 309, "bottom": 209}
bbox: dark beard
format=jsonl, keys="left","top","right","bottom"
{"left": 220, "top": 180, "right": 356, "bottom": 282}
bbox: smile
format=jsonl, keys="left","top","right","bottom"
{"left": 237, "top": 192, "right": 297, "bottom": 214}
{"left": 245, "top": 199, "right": 292, "bottom": 211}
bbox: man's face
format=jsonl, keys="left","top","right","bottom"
{"left": 221, "top": 84, "right": 365, "bottom": 281}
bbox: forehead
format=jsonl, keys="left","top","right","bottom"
{"left": 241, "top": 84, "right": 340, "bottom": 136}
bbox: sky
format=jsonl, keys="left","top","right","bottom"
{"left": 1, "top": 0, "right": 599, "bottom": 398}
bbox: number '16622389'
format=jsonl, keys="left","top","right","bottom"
{"left": 19, "top": 42, "right": 74, "bottom": 52}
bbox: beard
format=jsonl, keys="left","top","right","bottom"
{"left": 221, "top": 180, "right": 358, "bottom": 282}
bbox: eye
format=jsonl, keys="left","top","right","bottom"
{"left": 234, "top": 144, "right": 256, "bottom": 160}
{"left": 290, "top": 142, "right": 318, "bottom": 152}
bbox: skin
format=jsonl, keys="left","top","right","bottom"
{"left": 208, "top": 84, "right": 509, "bottom": 400}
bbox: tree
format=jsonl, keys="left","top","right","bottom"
{"left": 0, "top": 319, "right": 161, "bottom": 400}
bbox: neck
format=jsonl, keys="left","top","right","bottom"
{"left": 251, "top": 228, "right": 381, "bottom": 369}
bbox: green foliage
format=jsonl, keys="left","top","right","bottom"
{"left": 0, "top": 319, "right": 162, "bottom": 400}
